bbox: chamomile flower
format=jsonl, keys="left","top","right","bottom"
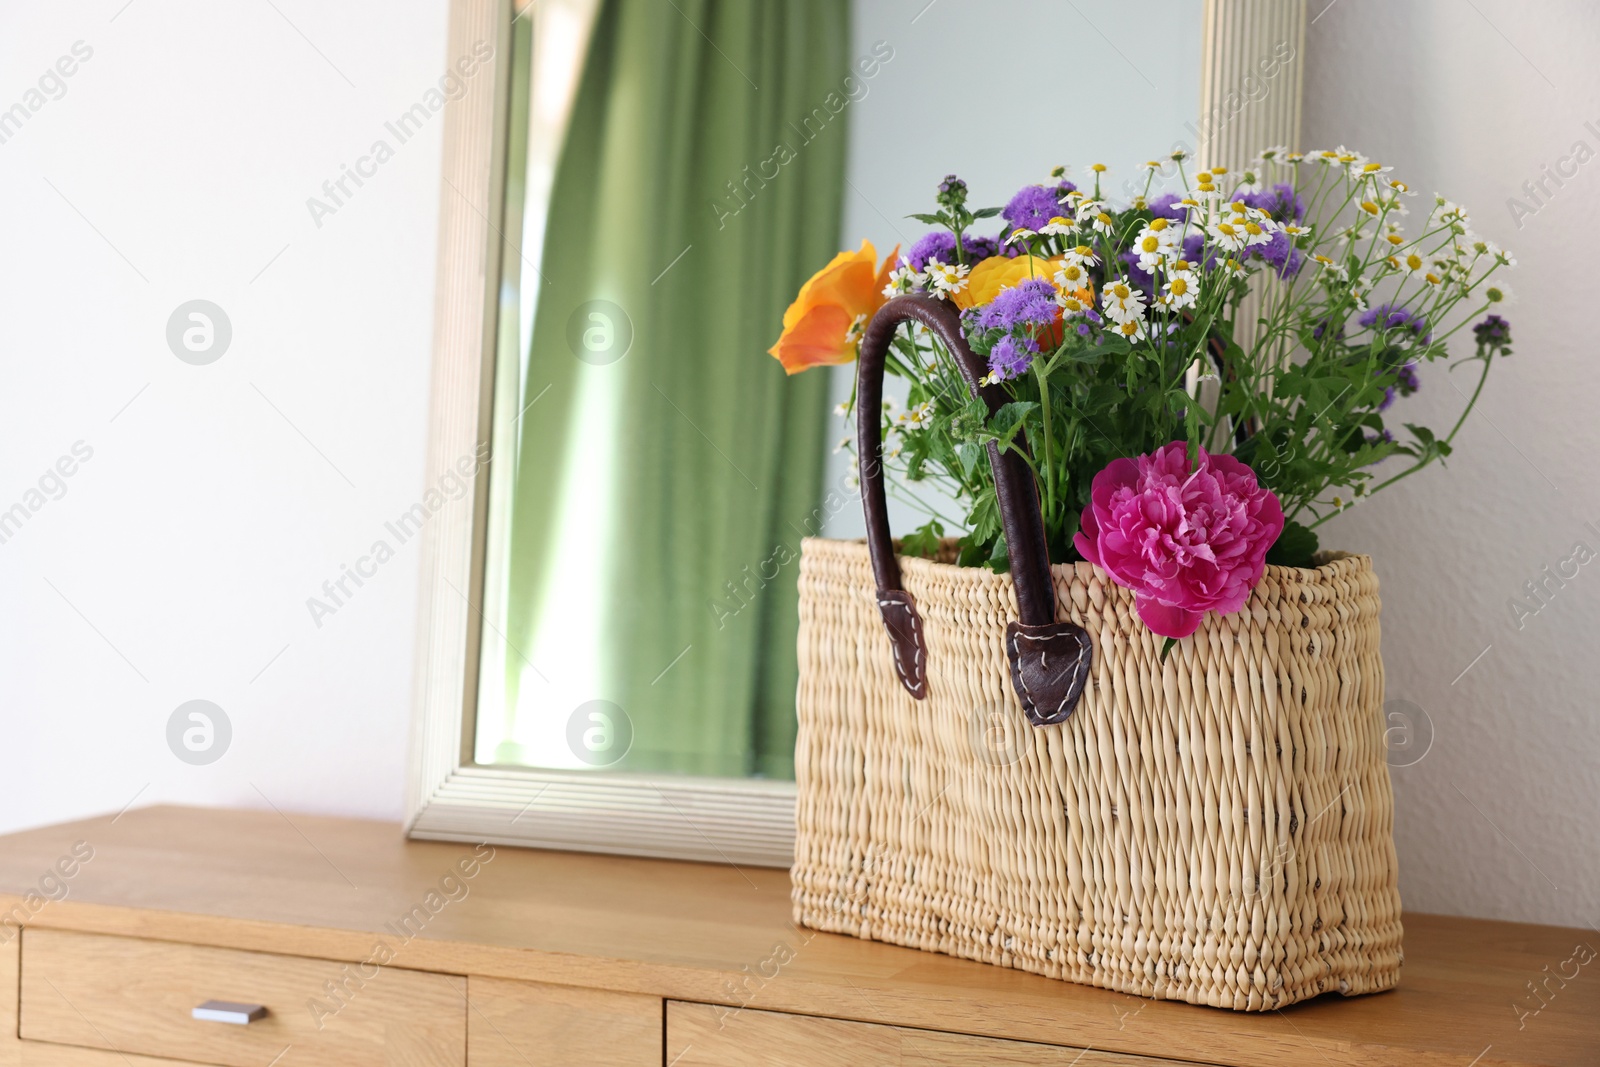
{"left": 1169, "top": 148, "right": 1189, "bottom": 163}
{"left": 1134, "top": 220, "right": 1180, "bottom": 272}
{"left": 832, "top": 402, "right": 850, "bottom": 418}
{"left": 1357, "top": 160, "right": 1393, "bottom": 181}
{"left": 1234, "top": 168, "right": 1263, "bottom": 194}
{"left": 1141, "top": 159, "right": 1164, "bottom": 175}
{"left": 1398, "top": 250, "right": 1426, "bottom": 274}
{"left": 844, "top": 313, "right": 868, "bottom": 346}
{"left": 1039, "top": 215, "right": 1076, "bottom": 237}
{"left": 1312, "top": 254, "right": 1348, "bottom": 280}
{"left": 1053, "top": 259, "right": 1093, "bottom": 291}
{"left": 899, "top": 401, "right": 934, "bottom": 427}
{"left": 1114, "top": 316, "right": 1148, "bottom": 341}
{"left": 1386, "top": 178, "right": 1414, "bottom": 196}
{"left": 1484, "top": 281, "right": 1512, "bottom": 303}
{"left": 1003, "top": 226, "right": 1036, "bottom": 246}
{"left": 1056, "top": 289, "right": 1093, "bottom": 316}
{"left": 1282, "top": 223, "right": 1311, "bottom": 239}
{"left": 1256, "top": 145, "right": 1288, "bottom": 165}
{"left": 1158, "top": 267, "right": 1199, "bottom": 310}
{"left": 1101, "top": 278, "right": 1147, "bottom": 324}
{"left": 833, "top": 435, "right": 851, "bottom": 454}
{"left": 1209, "top": 217, "right": 1250, "bottom": 252}
{"left": 1359, "top": 200, "right": 1381, "bottom": 217}
{"left": 1284, "top": 151, "right": 1306, "bottom": 163}
{"left": 925, "top": 260, "right": 969, "bottom": 299}
{"left": 1084, "top": 206, "right": 1116, "bottom": 236}
{"left": 1061, "top": 244, "right": 1101, "bottom": 269}
{"left": 1495, "top": 246, "right": 1517, "bottom": 267}
{"left": 882, "top": 261, "right": 919, "bottom": 297}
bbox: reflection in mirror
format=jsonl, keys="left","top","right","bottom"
{"left": 474, "top": 0, "right": 1203, "bottom": 779}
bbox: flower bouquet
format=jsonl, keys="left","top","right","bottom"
{"left": 772, "top": 148, "right": 1513, "bottom": 642}
{"left": 780, "top": 148, "right": 1515, "bottom": 1009}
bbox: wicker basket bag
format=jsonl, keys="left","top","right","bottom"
{"left": 791, "top": 294, "right": 1403, "bottom": 1011}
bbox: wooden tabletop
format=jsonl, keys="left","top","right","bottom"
{"left": 0, "top": 805, "right": 1593, "bottom": 1067}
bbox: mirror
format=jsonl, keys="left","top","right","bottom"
{"left": 468, "top": 0, "right": 1208, "bottom": 783}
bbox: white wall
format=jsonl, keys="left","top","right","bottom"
{"left": 0, "top": 1, "right": 451, "bottom": 832}
{"left": 1309, "top": 0, "right": 1599, "bottom": 927}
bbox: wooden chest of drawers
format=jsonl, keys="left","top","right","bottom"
{"left": 0, "top": 807, "right": 1593, "bottom": 1067}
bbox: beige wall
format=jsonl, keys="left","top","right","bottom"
{"left": 1309, "top": 0, "right": 1599, "bottom": 926}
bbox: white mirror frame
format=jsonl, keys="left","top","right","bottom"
{"left": 405, "top": 0, "right": 1305, "bottom": 866}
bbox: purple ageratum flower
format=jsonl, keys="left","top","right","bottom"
{"left": 1242, "top": 182, "right": 1305, "bottom": 224}
{"left": 1147, "top": 192, "right": 1188, "bottom": 221}
{"left": 1247, "top": 229, "right": 1304, "bottom": 279}
{"left": 1181, "top": 231, "right": 1221, "bottom": 271}
{"left": 1002, "top": 184, "right": 1070, "bottom": 233}
{"left": 1359, "top": 303, "right": 1432, "bottom": 343}
{"left": 1377, "top": 361, "right": 1420, "bottom": 411}
{"left": 907, "top": 230, "right": 957, "bottom": 271}
{"left": 1312, "top": 316, "right": 1345, "bottom": 342}
{"left": 1474, "top": 314, "right": 1512, "bottom": 347}
{"left": 960, "top": 233, "right": 1000, "bottom": 261}
{"left": 975, "top": 278, "right": 1059, "bottom": 332}
{"left": 988, "top": 334, "right": 1039, "bottom": 381}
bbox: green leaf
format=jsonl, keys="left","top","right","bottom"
{"left": 970, "top": 206, "right": 1002, "bottom": 219}
{"left": 956, "top": 442, "right": 981, "bottom": 480}
{"left": 901, "top": 520, "right": 944, "bottom": 560}
{"left": 1160, "top": 637, "right": 1178, "bottom": 662}
{"left": 1266, "top": 520, "right": 1320, "bottom": 569}
{"left": 906, "top": 212, "right": 945, "bottom": 225}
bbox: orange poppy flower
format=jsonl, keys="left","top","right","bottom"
{"left": 769, "top": 240, "right": 899, "bottom": 375}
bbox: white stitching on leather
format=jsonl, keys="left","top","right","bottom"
{"left": 878, "top": 596, "right": 925, "bottom": 690}
{"left": 1009, "top": 627, "right": 1087, "bottom": 721}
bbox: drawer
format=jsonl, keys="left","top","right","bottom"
{"left": 667, "top": 1001, "right": 1200, "bottom": 1066}
{"left": 468, "top": 977, "right": 660, "bottom": 1066}
{"left": 19, "top": 929, "right": 465, "bottom": 1067}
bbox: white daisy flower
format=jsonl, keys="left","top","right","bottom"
{"left": 882, "top": 260, "right": 921, "bottom": 296}
{"left": 844, "top": 313, "right": 868, "bottom": 346}
{"left": 1158, "top": 267, "right": 1199, "bottom": 310}
{"left": 1311, "top": 254, "right": 1348, "bottom": 280}
{"left": 1003, "top": 226, "right": 1036, "bottom": 246}
{"left": 1039, "top": 215, "right": 1076, "bottom": 237}
{"left": 1234, "top": 169, "right": 1263, "bottom": 194}
{"left": 1282, "top": 223, "right": 1311, "bottom": 238}
{"left": 1053, "top": 259, "right": 1093, "bottom": 292}
{"left": 1101, "top": 278, "right": 1147, "bottom": 324}
{"left": 1208, "top": 217, "right": 1250, "bottom": 252}
{"left": 1056, "top": 289, "right": 1093, "bottom": 316}
{"left": 1061, "top": 244, "right": 1101, "bottom": 269}
{"left": 1255, "top": 146, "right": 1288, "bottom": 166}
{"left": 833, "top": 435, "right": 852, "bottom": 454}
{"left": 900, "top": 401, "right": 934, "bottom": 427}
{"left": 1133, "top": 220, "right": 1180, "bottom": 272}
{"left": 1484, "top": 281, "right": 1513, "bottom": 303}
{"left": 924, "top": 260, "right": 969, "bottom": 299}
{"left": 1113, "top": 315, "right": 1148, "bottom": 341}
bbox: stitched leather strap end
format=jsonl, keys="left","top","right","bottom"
{"left": 1005, "top": 620, "right": 1092, "bottom": 726}
{"left": 878, "top": 590, "right": 928, "bottom": 700}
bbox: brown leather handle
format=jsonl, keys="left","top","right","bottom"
{"left": 856, "top": 293, "right": 1091, "bottom": 725}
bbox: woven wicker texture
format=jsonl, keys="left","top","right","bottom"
{"left": 793, "top": 538, "right": 1403, "bottom": 1011}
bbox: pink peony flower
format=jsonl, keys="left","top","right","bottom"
{"left": 1074, "top": 442, "right": 1285, "bottom": 639}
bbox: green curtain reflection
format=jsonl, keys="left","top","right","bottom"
{"left": 504, "top": 0, "right": 850, "bottom": 778}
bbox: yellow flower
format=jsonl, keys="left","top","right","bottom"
{"left": 769, "top": 240, "right": 898, "bottom": 374}
{"left": 950, "top": 255, "right": 1059, "bottom": 310}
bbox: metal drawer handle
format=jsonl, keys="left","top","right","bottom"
{"left": 192, "top": 1000, "right": 268, "bottom": 1025}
